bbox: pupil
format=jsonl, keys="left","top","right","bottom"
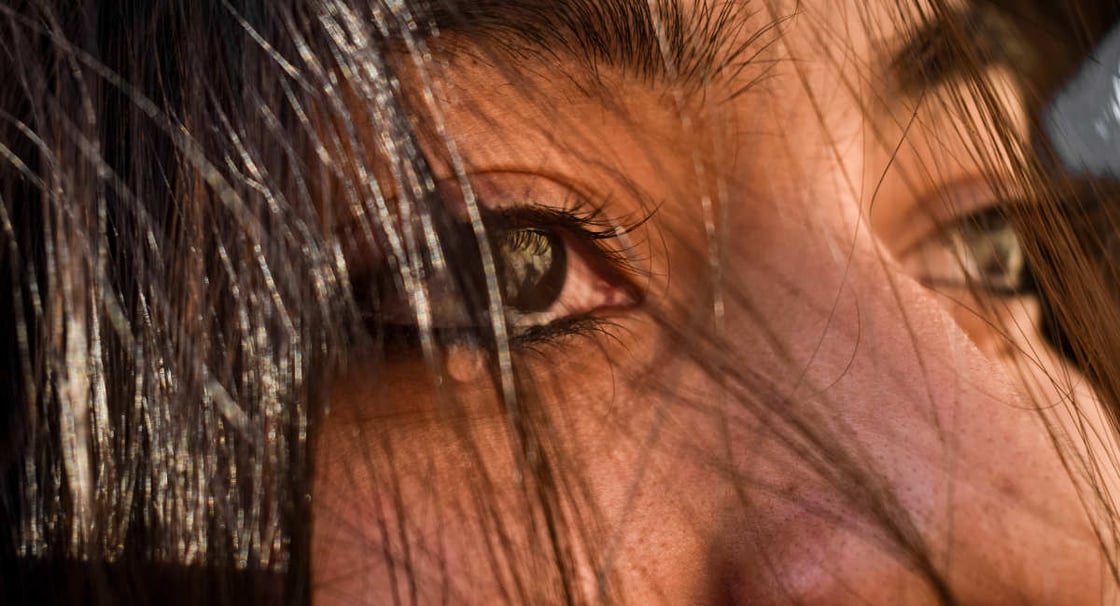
{"left": 495, "top": 228, "right": 567, "bottom": 313}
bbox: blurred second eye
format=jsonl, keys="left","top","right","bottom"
{"left": 902, "top": 206, "right": 1034, "bottom": 298}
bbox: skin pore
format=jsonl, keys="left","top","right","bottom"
{"left": 312, "top": 0, "right": 1120, "bottom": 603}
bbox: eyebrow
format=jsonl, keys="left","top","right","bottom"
{"left": 890, "top": 4, "right": 1033, "bottom": 97}
{"left": 413, "top": 0, "right": 1022, "bottom": 102}
{"left": 406, "top": 0, "right": 1046, "bottom": 118}
{"left": 414, "top": 0, "right": 775, "bottom": 94}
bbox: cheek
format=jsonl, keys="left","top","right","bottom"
{"left": 312, "top": 370, "right": 516, "bottom": 605}
{"left": 311, "top": 340, "right": 737, "bottom": 604}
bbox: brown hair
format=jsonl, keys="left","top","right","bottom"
{"left": 1, "top": 0, "right": 1119, "bottom": 603}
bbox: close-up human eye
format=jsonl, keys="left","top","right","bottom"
{"left": 365, "top": 202, "right": 644, "bottom": 345}
{"left": 12, "top": 1, "right": 1120, "bottom": 605}
{"left": 902, "top": 203, "right": 1033, "bottom": 298}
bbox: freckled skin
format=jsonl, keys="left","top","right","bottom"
{"left": 314, "top": 1, "right": 1117, "bottom": 603}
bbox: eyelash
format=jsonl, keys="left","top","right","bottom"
{"left": 510, "top": 314, "right": 624, "bottom": 348}
{"left": 492, "top": 202, "right": 650, "bottom": 280}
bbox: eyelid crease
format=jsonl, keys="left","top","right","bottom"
{"left": 891, "top": 176, "right": 1026, "bottom": 259}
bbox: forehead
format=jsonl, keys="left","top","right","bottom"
{"left": 351, "top": 0, "right": 1025, "bottom": 240}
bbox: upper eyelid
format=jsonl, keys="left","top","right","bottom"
{"left": 434, "top": 170, "right": 658, "bottom": 265}
{"left": 891, "top": 177, "right": 1026, "bottom": 258}
{"left": 490, "top": 203, "right": 655, "bottom": 248}
{"left": 487, "top": 204, "right": 654, "bottom": 289}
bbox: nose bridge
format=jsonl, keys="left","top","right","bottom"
{"left": 700, "top": 282, "right": 941, "bottom": 604}
{"left": 708, "top": 181, "right": 1111, "bottom": 601}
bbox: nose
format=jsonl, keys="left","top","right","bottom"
{"left": 706, "top": 198, "right": 1108, "bottom": 604}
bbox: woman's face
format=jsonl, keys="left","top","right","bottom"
{"left": 313, "top": 0, "right": 1115, "bottom": 603}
